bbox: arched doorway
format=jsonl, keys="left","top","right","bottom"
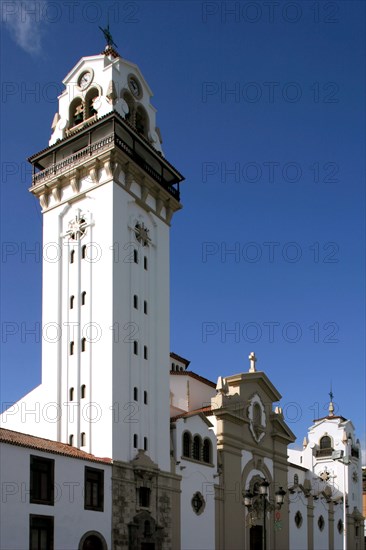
{"left": 79, "top": 531, "right": 107, "bottom": 550}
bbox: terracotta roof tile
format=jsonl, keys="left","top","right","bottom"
{"left": 171, "top": 405, "right": 213, "bottom": 422}
{"left": 169, "top": 370, "right": 216, "bottom": 388}
{"left": 0, "top": 428, "right": 112, "bottom": 464}
{"left": 170, "top": 352, "right": 190, "bottom": 367}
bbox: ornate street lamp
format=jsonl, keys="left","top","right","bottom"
{"left": 243, "top": 479, "right": 286, "bottom": 550}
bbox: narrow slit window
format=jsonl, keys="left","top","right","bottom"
{"left": 144, "top": 256, "right": 148, "bottom": 270}
{"left": 144, "top": 391, "right": 148, "bottom": 405}
{"left": 144, "top": 346, "right": 148, "bottom": 360}
{"left": 82, "top": 245, "right": 87, "bottom": 259}
{"left": 144, "top": 437, "right": 148, "bottom": 451}
{"left": 81, "top": 385, "right": 86, "bottom": 399}
{"left": 69, "top": 434, "right": 74, "bottom": 446}
{"left": 81, "top": 338, "right": 86, "bottom": 352}
{"left": 70, "top": 341, "right": 74, "bottom": 355}
{"left": 144, "top": 301, "right": 147, "bottom": 314}
{"left": 133, "top": 341, "right": 138, "bottom": 355}
{"left": 70, "top": 250, "right": 75, "bottom": 264}
{"left": 134, "top": 387, "right": 138, "bottom": 401}
{"left": 70, "top": 295, "right": 74, "bottom": 309}
{"left": 133, "top": 434, "right": 138, "bottom": 448}
{"left": 81, "top": 291, "right": 86, "bottom": 305}
{"left": 81, "top": 432, "right": 86, "bottom": 446}
{"left": 134, "top": 249, "right": 138, "bottom": 264}
{"left": 69, "top": 387, "right": 74, "bottom": 401}
{"left": 133, "top": 295, "right": 138, "bottom": 309}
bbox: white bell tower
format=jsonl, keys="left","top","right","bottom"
{"left": 22, "top": 42, "right": 183, "bottom": 471}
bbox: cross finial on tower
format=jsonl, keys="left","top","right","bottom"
{"left": 328, "top": 384, "right": 334, "bottom": 416}
{"left": 249, "top": 352, "right": 257, "bottom": 373}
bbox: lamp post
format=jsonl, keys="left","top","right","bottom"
{"left": 243, "top": 479, "right": 286, "bottom": 550}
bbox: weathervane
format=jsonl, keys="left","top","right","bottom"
{"left": 99, "top": 23, "right": 118, "bottom": 49}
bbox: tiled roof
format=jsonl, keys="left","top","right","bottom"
{"left": 169, "top": 370, "right": 216, "bottom": 388}
{"left": 170, "top": 351, "right": 190, "bottom": 367}
{"left": 171, "top": 405, "right": 213, "bottom": 422}
{"left": 0, "top": 428, "right": 112, "bottom": 464}
{"left": 313, "top": 415, "right": 347, "bottom": 423}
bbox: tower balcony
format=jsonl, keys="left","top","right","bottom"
{"left": 29, "top": 112, "right": 183, "bottom": 202}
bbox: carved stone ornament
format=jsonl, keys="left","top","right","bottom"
{"left": 64, "top": 210, "right": 90, "bottom": 241}
{"left": 135, "top": 222, "right": 150, "bottom": 247}
{"left": 247, "top": 393, "right": 266, "bottom": 444}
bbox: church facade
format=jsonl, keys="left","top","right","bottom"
{"left": 0, "top": 43, "right": 363, "bottom": 550}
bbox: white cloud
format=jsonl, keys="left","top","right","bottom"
{"left": 2, "top": 1, "right": 48, "bottom": 55}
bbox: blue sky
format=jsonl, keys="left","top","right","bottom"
{"left": 0, "top": 1, "right": 365, "bottom": 455}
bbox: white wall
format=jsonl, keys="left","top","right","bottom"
{"left": 0, "top": 442, "right": 111, "bottom": 550}
{"left": 173, "top": 415, "right": 217, "bottom": 550}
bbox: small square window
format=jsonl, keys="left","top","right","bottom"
{"left": 30, "top": 456, "right": 54, "bottom": 505}
{"left": 84, "top": 467, "right": 104, "bottom": 512}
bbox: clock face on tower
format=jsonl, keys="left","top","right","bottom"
{"left": 78, "top": 69, "right": 94, "bottom": 90}
{"left": 128, "top": 74, "right": 142, "bottom": 98}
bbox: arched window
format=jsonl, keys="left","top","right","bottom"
{"left": 81, "top": 291, "right": 86, "bottom": 305}
{"left": 294, "top": 473, "right": 299, "bottom": 485}
{"left": 81, "top": 385, "right": 86, "bottom": 398}
{"left": 85, "top": 87, "right": 99, "bottom": 119}
{"left": 203, "top": 439, "right": 211, "bottom": 463}
{"left": 144, "top": 520, "right": 151, "bottom": 537}
{"left": 193, "top": 435, "right": 201, "bottom": 461}
{"left": 182, "top": 432, "right": 191, "bottom": 457}
{"left": 81, "top": 432, "right": 86, "bottom": 446}
{"left": 320, "top": 435, "right": 332, "bottom": 449}
{"left": 70, "top": 295, "right": 74, "bottom": 309}
{"left": 69, "top": 434, "right": 74, "bottom": 446}
{"left": 69, "top": 98, "right": 84, "bottom": 127}
{"left": 79, "top": 533, "right": 106, "bottom": 550}
{"left": 122, "top": 91, "right": 135, "bottom": 124}
{"left": 135, "top": 105, "right": 149, "bottom": 137}
{"left": 69, "top": 387, "right": 74, "bottom": 401}
{"left": 81, "top": 338, "right": 86, "bottom": 352}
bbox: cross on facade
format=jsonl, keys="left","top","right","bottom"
{"left": 249, "top": 352, "right": 257, "bottom": 373}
